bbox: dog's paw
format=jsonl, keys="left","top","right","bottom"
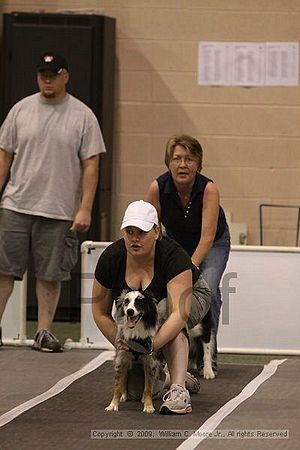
{"left": 143, "top": 404, "right": 155, "bottom": 414}
{"left": 203, "top": 367, "right": 215, "bottom": 380}
{"left": 120, "top": 393, "right": 127, "bottom": 402}
{"left": 105, "top": 403, "right": 119, "bottom": 412}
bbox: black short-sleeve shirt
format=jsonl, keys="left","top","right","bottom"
{"left": 94, "top": 236, "right": 199, "bottom": 302}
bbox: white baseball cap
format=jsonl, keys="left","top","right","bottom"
{"left": 120, "top": 200, "right": 158, "bottom": 232}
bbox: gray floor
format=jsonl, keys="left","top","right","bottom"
{"left": 0, "top": 346, "right": 99, "bottom": 415}
{"left": 198, "top": 359, "right": 300, "bottom": 450}
{"left": 0, "top": 346, "right": 299, "bottom": 450}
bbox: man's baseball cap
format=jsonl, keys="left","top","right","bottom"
{"left": 120, "top": 200, "right": 158, "bottom": 232}
{"left": 37, "top": 52, "right": 68, "bottom": 73}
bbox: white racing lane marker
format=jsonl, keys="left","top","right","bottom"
{"left": 177, "top": 359, "right": 287, "bottom": 450}
{"left": 0, "top": 350, "right": 115, "bottom": 428}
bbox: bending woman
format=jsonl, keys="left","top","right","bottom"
{"left": 147, "top": 134, "right": 230, "bottom": 373}
{"left": 92, "top": 200, "right": 211, "bottom": 415}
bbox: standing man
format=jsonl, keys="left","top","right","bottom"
{"left": 0, "top": 52, "right": 106, "bottom": 352}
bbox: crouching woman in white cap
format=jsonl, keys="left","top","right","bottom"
{"left": 92, "top": 200, "right": 211, "bottom": 414}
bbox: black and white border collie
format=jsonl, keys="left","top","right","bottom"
{"left": 188, "top": 309, "right": 215, "bottom": 380}
{"left": 105, "top": 290, "right": 161, "bottom": 413}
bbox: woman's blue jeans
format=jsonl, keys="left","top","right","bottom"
{"left": 198, "top": 225, "right": 231, "bottom": 371}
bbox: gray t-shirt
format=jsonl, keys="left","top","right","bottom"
{"left": 0, "top": 92, "right": 106, "bottom": 220}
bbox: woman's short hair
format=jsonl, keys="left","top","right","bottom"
{"left": 164, "top": 134, "right": 203, "bottom": 171}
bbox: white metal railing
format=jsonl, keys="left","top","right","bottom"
{"left": 3, "top": 243, "right": 300, "bottom": 355}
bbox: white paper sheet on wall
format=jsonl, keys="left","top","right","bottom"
{"left": 198, "top": 41, "right": 232, "bottom": 85}
{"left": 266, "top": 42, "right": 299, "bottom": 86}
{"left": 231, "top": 42, "right": 265, "bottom": 86}
{"left": 198, "top": 41, "right": 299, "bottom": 87}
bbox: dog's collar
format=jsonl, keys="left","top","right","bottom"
{"left": 126, "top": 337, "right": 153, "bottom": 355}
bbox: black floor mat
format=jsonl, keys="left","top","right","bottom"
{"left": 0, "top": 362, "right": 262, "bottom": 450}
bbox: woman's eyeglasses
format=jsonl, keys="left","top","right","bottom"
{"left": 170, "top": 156, "right": 197, "bottom": 166}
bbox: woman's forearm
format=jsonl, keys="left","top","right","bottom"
{"left": 153, "top": 312, "right": 186, "bottom": 351}
{"left": 92, "top": 309, "right": 117, "bottom": 346}
{"left": 191, "top": 236, "right": 214, "bottom": 267}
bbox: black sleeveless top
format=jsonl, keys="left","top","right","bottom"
{"left": 157, "top": 171, "right": 227, "bottom": 256}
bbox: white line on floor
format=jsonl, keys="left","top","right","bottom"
{"left": 0, "top": 350, "right": 115, "bottom": 428}
{"left": 176, "top": 359, "right": 287, "bottom": 450}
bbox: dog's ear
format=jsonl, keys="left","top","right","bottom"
{"left": 145, "top": 290, "right": 157, "bottom": 304}
{"left": 115, "top": 289, "right": 129, "bottom": 309}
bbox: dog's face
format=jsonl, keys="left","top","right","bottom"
{"left": 123, "top": 291, "right": 146, "bottom": 329}
{"left": 115, "top": 290, "right": 158, "bottom": 338}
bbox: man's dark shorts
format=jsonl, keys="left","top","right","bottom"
{"left": 0, "top": 209, "right": 78, "bottom": 281}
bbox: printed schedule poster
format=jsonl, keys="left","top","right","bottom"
{"left": 198, "top": 41, "right": 299, "bottom": 87}
{"left": 266, "top": 42, "right": 299, "bottom": 86}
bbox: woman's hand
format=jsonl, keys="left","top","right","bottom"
{"left": 116, "top": 337, "right": 129, "bottom": 351}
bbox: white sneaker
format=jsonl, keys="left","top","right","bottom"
{"left": 159, "top": 384, "right": 192, "bottom": 415}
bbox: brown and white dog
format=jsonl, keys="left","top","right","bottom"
{"left": 105, "top": 290, "right": 161, "bottom": 413}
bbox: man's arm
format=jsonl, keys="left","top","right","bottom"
{"left": 70, "top": 154, "right": 100, "bottom": 232}
{"left": 0, "top": 148, "right": 13, "bottom": 194}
